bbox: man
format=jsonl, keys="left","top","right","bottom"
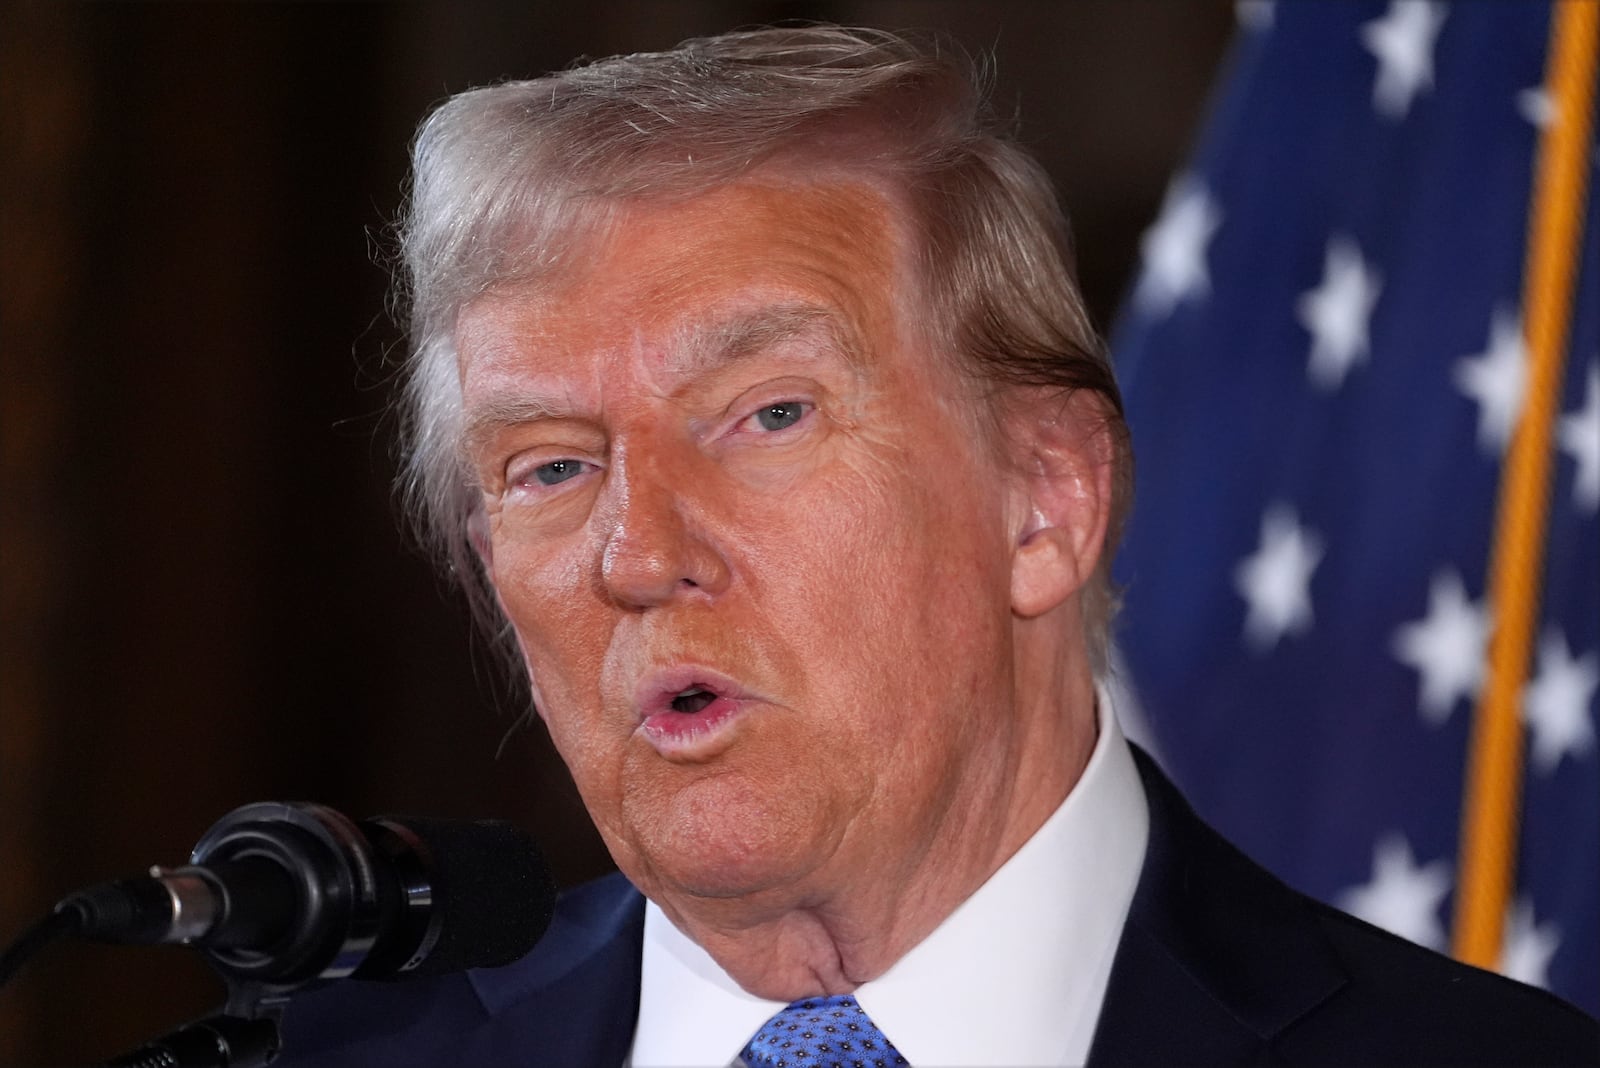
{"left": 280, "top": 26, "right": 1599, "bottom": 1066}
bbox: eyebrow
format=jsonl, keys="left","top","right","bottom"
{"left": 460, "top": 301, "right": 861, "bottom": 454}
{"left": 662, "top": 301, "right": 861, "bottom": 378}
{"left": 462, "top": 394, "right": 578, "bottom": 460}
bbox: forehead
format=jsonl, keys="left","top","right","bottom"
{"left": 455, "top": 178, "right": 915, "bottom": 392}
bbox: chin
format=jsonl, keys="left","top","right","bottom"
{"left": 648, "top": 854, "right": 795, "bottom": 902}
{"left": 619, "top": 773, "right": 837, "bottom": 903}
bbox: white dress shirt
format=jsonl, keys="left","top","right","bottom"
{"left": 628, "top": 694, "right": 1150, "bottom": 1067}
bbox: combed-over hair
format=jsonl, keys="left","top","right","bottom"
{"left": 396, "top": 24, "right": 1132, "bottom": 673}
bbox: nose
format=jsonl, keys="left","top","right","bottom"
{"left": 597, "top": 445, "right": 732, "bottom": 608}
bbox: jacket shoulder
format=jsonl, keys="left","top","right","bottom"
{"left": 1283, "top": 897, "right": 1600, "bottom": 1064}
{"left": 1093, "top": 748, "right": 1599, "bottom": 1066}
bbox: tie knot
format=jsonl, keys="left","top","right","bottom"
{"left": 741, "top": 994, "right": 909, "bottom": 1068}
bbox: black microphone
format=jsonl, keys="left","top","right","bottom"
{"left": 55, "top": 802, "right": 556, "bottom": 990}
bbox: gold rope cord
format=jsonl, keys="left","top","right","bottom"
{"left": 1451, "top": 0, "right": 1598, "bottom": 968}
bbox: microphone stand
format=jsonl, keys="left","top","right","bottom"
{"left": 101, "top": 981, "right": 289, "bottom": 1068}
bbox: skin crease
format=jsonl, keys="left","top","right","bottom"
{"left": 455, "top": 176, "right": 1114, "bottom": 999}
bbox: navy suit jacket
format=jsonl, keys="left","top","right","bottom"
{"left": 277, "top": 750, "right": 1599, "bottom": 1065}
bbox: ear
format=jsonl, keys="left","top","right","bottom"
{"left": 1006, "top": 389, "right": 1116, "bottom": 619}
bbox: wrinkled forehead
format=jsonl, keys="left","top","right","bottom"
{"left": 464, "top": 173, "right": 937, "bottom": 362}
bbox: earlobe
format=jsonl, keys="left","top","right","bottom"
{"left": 1007, "top": 391, "right": 1115, "bottom": 619}
{"left": 1012, "top": 525, "right": 1079, "bottom": 617}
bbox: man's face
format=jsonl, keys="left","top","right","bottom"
{"left": 457, "top": 178, "right": 1030, "bottom": 914}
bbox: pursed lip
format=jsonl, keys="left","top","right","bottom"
{"left": 632, "top": 663, "right": 764, "bottom": 760}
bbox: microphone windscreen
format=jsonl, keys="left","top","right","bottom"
{"left": 372, "top": 815, "right": 557, "bottom": 978}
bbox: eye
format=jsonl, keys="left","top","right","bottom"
{"left": 746, "top": 401, "right": 810, "bottom": 433}
{"left": 526, "top": 459, "right": 589, "bottom": 487}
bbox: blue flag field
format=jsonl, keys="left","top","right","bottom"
{"left": 1113, "top": 0, "right": 1598, "bottom": 1015}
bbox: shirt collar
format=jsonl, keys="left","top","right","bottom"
{"left": 629, "top": 690, "right": 1149, "bottom": 1067}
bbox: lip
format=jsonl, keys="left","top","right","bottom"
{"left": 632, "top": 664, "right": 762, "bottom": 760}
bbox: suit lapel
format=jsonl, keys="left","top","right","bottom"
{"left": 1087, "top": 749, "right": 1348, "bottom": 1066}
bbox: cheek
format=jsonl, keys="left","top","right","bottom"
{"left": 491, "top": 540, "right": 613, "bottom": 744}
{"left": 756, "top": 431, "right": 1011, "bottom": 718}
{"left": 818, "top": 433, "right": 1008, "bottom": 615}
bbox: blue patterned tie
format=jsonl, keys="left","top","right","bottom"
{"left": 740, "top": 994, "right": 910, "bottom": 1068}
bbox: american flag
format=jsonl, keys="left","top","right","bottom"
{"left": 1111, "top": 0, "right": 1598, "bottom": 1015}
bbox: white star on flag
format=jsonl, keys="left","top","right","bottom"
{"left": 1134, "top": 177, "right": 1223, "bottom": 319}
{"left": 1391, "top": 568, "right": 1491, "bottom": 725}
{"left": 1234, "top": 504, "right": 1324, "bottom": 652}
{"left": 1297, "top": 234, "right": 1383, "bottom": 390}
{"left": 1236, "top": 0, "right": 1274, "bottom": 32}
{"left": 1524, "top": 628, "right": 1599, "bottom": 775}
{"left": 1517, "top": 87, "right": 1557, "bottom": 129}
{"left": 1558, "top": 362, "right": 1600, "bottom": 512}
{"left": 1340, "top": 833, "right": 1452, "bottom": 951}
{"left": 1501, "top": 899, "right": 1562, "bottom": 990}
{"left": 1453, "top": 307, "right": 1528, "bottom": 455}
{"left": 1362, "top": 1, "right": 1449, "bottom": 121}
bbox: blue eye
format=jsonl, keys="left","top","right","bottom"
{"left": 533, "top": 459, "right": 585, "bottom": 486}
{"left": 754, "top": 402, "right": 806, "bottom": 432}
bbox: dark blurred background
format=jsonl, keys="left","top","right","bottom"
{"left": 0, "top": 2, "right": 1234, "bottom": 1063}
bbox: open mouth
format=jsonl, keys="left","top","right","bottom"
{"left": 670, "top": 687, "right": 718, "bottom": 714}
{"left": 634, "top": 667, "right": 754, "bottom": 756}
